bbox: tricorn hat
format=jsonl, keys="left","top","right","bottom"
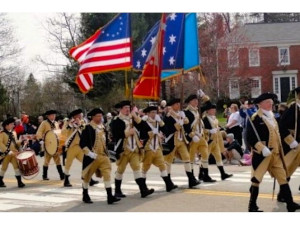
{"left": 143, "top": 106, "right": 158, "bottom": 113}
{"left": 68, "top": 109, "right": 83, "bottom": 119}
{"left": 87, "top": 108, "right": 104, "bottom": 118}
{"left": 2, "top": 117, "right": 15, "bottom": 127}
{"left": 167, "top": 98, "right": 181, "bottom": 106}
{"left": 184, "top": 94, "right": 198, "bottom": 104}
{"left": 44, "top": 110, "right": 57, "bottom": 116}
{"left": 114, "top": 100, "right": 131, "bottom": 109}
{"left": 253, "top": 92, "right": 278, "bottom": 104}
{"left": 201, "top": 101, "right": 216, "bottom": 112}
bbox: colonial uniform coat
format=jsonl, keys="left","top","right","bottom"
{"left": 279, "top": 102, "right": 300, "bottom": 178}
{"left": 202, "top": 115, "right": 225, "bottom": 165}
{"left": 111, "top": 113, "right": 143, "bottom": 175}
{"left": 36, "top": 119, "right": 62, "bottom": 166}
{"left": 80, "top": 121, "right": 111, "bottom": 184}
{"left": 246, "top": 109, "right": 287, "bottom": 185}
{"left": 184, "top": 105, "right": 209, "bottom": 166}
{"left": 139, "top": 117, "right": 166, "bottom": 174}
{"left": 162, "top": 109, "right": 190, "bottom": 164}
{"left": 61, "top": 119, "right": 85, "bottom": 175}
{"left": 0, "top": 130, "right": 21, "bottom": 175}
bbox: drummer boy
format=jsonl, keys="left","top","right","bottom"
{"left": 36, "top": 110, "right": 65, "bottom": 181}
{"left": 0, "top": 117, "right": 25, "bottom": 188}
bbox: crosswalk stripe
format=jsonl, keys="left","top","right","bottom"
{"left": 0, "top": 193, "right": 77, "bottom": 203}
{"left": 0, "top": 202, "right": 23, "bottom": 211}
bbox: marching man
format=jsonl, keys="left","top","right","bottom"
{"left": 140, "top": 105, "right": 177, "bottom": 192}
{"left": 80, "top": 108, "right": 120, "bottom": 204}
{"left": 246, "top": 92, "right": 300, "bottom": 212}
{"left": 36, "top": 110, "right": 64, "bottom": 181}
{"left": 0, "top": 118, "right": 25, "bottom": 188}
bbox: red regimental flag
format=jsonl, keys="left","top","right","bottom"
{"left": 133, "top": 13, "right": 166, "bottom": 100}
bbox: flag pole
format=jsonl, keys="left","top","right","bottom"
{"left": 180, "top": 69, "right": 184, "bottom": 108}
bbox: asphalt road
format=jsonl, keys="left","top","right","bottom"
{"left": 1, "top": 156, "right": 300, "bottom": 213}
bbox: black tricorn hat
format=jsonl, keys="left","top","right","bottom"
{"left": 248, "top": 98, "right": 255, "bottom": 105}
{"left": 114, "top": 100, "right": 131, "bottom": 109}
{"left": 253, "top": 92, "right": 278, "bottom": 104}
{"left": 68, "top": 109, "right": 83, "bottom": 119}
{"left": 201, "top": 101, "right": 216, "bottom": 112}
{"left": 2, "top": 117, "right": 15, "bottom": 127}
{"left": 184, "top": 94, "right": 198, "bottom": 104}
{"left": 143, "top": 106, "right": 158, "bottom": 113}
{"left": 87, "top": 108, "right": 104, "bottom": 118}
{"left": 167, "top": 98, "right": 181, "bottom": 106}
{"left": 44, "top": 110, "right": 57, "bottom": 116}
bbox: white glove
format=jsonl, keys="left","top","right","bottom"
{"left": 192, "top": 135, "right": 200, "bottom": 143}
{"left": 155, "top": 114, "right": 162, "bottom": 122}
{"left": 39, "top": 140, "right": 44, "bottom": 146}
{"left": 209, "top": 128, "right": 217, "bottom": 134}
{"left": 179, "top": 111, "right": 186, "bottom": 119}
{"left": 197, "top": 89, "right": 205, "bottom": 98}
{"left": 87, "top": 151, "right": 97, "bottom": 159}
{"left": 262, "top": 147, "right": 272, "bottom": 157}
{"left": 153, "top": 128, "right": 159, "bottom": 135}
{"left": 289, "top": 140, "right": 298, "bottom": 149}
{"left": 178, "top": 119, "right": 184, "bottom": 126}
{"left": 8, "top": 151, "right": 13, "bottom": 155}
{"left": 142, "top": 115, "right": 148, "bottom": 121}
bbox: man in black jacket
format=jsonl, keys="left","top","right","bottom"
{"left": 111, "top": 101, "right": 154, "bottom": 198}
{"left": 80, "top": 108, "right": 120, "bottom": 205}
{"left": 246, "top": 92, "right": 300, "bottom": 212}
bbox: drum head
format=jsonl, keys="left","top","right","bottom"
{"left": 44, "top": 130, "right": 58, "bottom": 156}
{"left": 17, "top": 151, "right": 34, "bottom": 160}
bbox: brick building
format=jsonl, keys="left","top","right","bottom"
{"left": 218, "top": 22, "right": 300, "bottom": 102}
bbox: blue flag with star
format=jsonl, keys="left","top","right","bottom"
{"left": 133, "top": 13, "right": 185, "bottom": 72}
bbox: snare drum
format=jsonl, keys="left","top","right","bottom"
{"left": 16, "top": 150, "right": 39, "bottom": 179}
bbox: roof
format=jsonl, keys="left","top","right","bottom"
{"left": 222, "top": 22, "right": 300, "bottom": 47}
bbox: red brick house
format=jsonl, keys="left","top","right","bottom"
{"left": 218, "top": 22, "right": 300, "bottom": 102}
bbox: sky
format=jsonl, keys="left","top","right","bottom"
{"left": 3, "top": 0, "right": 298, "bottom": 84}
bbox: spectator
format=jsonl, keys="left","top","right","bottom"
{"left": 276, "top": 103, "right": 288, "bottom": 123}
{"left": 226, "top": 103, "right": 242, "bottom": 146}
{"left": 223, "top": 133, "right": 244, "bottom": 165}
{"left": 223, "top": 104, "right": 231, "bottom": 122}
{"left": 14, "top": 119, "right": 25, "bottom": 138}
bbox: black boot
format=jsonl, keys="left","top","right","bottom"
{"left": 280, "top": 183, "right": 300, "bottom": 212}
{"left": 202, "top": 168, "right": 216, "bottom": 183}
{"left": 16, "top": 175, "right": 25, "bottom": 188}
{"left": 198, "top": 166, "right": 204, "bottom": 181}
{"left": 0, "top": 176, "right": 6, "bottom": 187}
{"left": 248, "top": 186, "right": 263, "bottom": 212}
{"left": 89, "top": 178, "right": 99, "bottom": 186}
{"left": 168, "top": 174, "right": 178, "bottom": 190}
{"left": 82, "top": 188, "right": 93, "bottom": 203}
{"left": 277, "top": 190, "right": 286, "bottom": 203}
{"left": 64, "top": 174, "right": 72, "bottom": 187}
{"left": 56, "top": 165, "right": 64, "bottom": 180}
{"left": 42, "top": 166, "right": 49, "bottom": 180}
{"left": 114, "top": 179, "right": 126, "bottom": 198}
{"left": 218, "top": 166, "right": 233, "bottom": 180}
{"left": 136, "top": 178, "right": 154, "bottom": 198}
{"left": 186, "top": 171, "right": 200, "bottom": 188}
{"left": 106, "top": 187, "right": 121, "bottom": 204}
{"left": 162, "top": 176, "right": 177, "bottom": 192}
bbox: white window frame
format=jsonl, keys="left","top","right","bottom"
{"left": 249, "top": 49, "right": 260, "bottom": 67}
{"left": 272, "top": 71, "right": 297, "bottom": 102}
{"left": 228, "top": 49, "right": 239, "bottom": 68}
{"left": 229, "top": 79, "right": 240, "bottom": 99}
{"left": 278, "top": 47, "right": 290, "bottom": 66}
{"left": 250, "top": 76, "right": 261, "bottom": 98}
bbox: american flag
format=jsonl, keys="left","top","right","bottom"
{"left": 75, "top": 73, "right": 93, "bottom": 94}
{"left": 133, "top": 13, "right": 184, "bottom": 72}
{"left": 69, "top": 13, "right": 132, "bottom": 93}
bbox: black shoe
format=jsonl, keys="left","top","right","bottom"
{"left": 114, "top": 179, "right": 126, "bottom": 198}
{"left": 106, "top": 187, "right": 121, "bottom": 204}
{"left": 202, "top": 168, "right": 216, "bottom": 183}
{"left": 186, "top": 171, "right": 200, "bottom": 188}
{"left": 64, "top": 174, "right": 72, "bottom": 187}
{"left": 136, "top": 178, "right": 154, "bottom": 198}
{"left": 141, "top": 188, "right": 155, "bottom": 198}
{"left": 115, "top": 191, "right": 126, "bottom": 198}
{"left": 56, "top": 165, "right": 64, "bottom": 180}
{"left": 249, "top": 205, "right": 264, "bottom": 212}
{"left": 221, "top": 173, "right": 233, "bottom": 180}
{"left": 89, "top": 179, "right": 99, "bottom": 186}
{"left": 0, "top": 176, "right": 6, "bottom": 188}
{"left": 82, "top": 188, "right": 93, "bottom": 204}
{"left": 277, "top": 192, "right": 286, "bottom": 203}
{"left": 287, "top": 202, "right": 300, "bottom": 212}
{"left": 16, "top": 176, "right": 25, "bottom": 188}
{"left": 42, "top": 166, "right": 49, "bottom": 180}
